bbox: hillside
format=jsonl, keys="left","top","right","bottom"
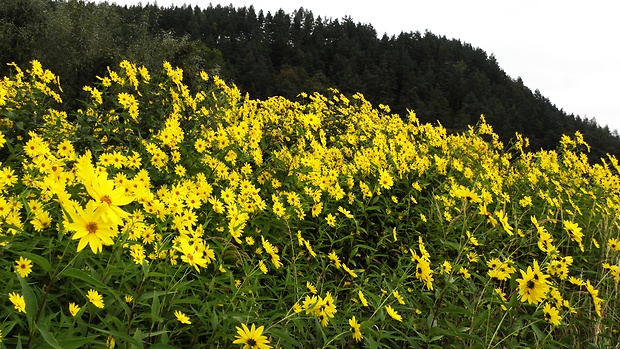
{"left": 2, "top": 2, "right": 620, "bottom": 347}
{"left": 1, "top": 0, "right": 619, "bottom": 160}
{"left": 1, "top": 53, "right": 619, "bottom": 348}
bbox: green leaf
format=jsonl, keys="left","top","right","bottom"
{"left": 144, "top": 271, "right": 169, "bottom": 279}
{"left": 151, "top": 290, "right": 162, "bottom": 322}
{"left": 366, "top": 334, "right": 378, "bottom": 349}
{"left": 429, "top": 335, "right": 444, "bottom": 342}
{"left": 413, "top": 329, "right": 428, "bottom": 342}
{"left": 58, "top": 268, "right": 106, "bottom": 289}
{"left": 36, "top": 326, "right": 63, "bottom": 349}
{"left": 19, "top": 276, "right": 38, "bottom": 328}
{"left": 133, "top": 328, "right": 146, "bottom": 349}
{"left": 92, "top": 328, "right": 142, "bottom": 348}
{"left": 56, "top": 337, "right": 99, "bottom": 349}
{"left": 148, "top": 345, "right": 179, "bottom": 349}
{"left": 158, "top": 325, "right": 170, "bottom": 345}
{"left": 267, "top": 327, "right": 298, "bottom": 347}
{"left": 19, "top": 251, "right": 54, "bottom": 273}
{"left": 139, "top": 290, "right": 170, "bottom": 302}
{"left": 531, "top": 323, "right": 544, "bottom": 342}
{"left": 211, "top": 308, "right": 219, "bottom": 331}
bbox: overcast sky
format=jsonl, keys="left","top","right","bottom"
{"left": 96, "top": 0, "right": 620, "bottom": 132}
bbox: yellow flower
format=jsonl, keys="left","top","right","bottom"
{"left": 385, "top": 305, "right": 402, "bottom": 322}
{"left": 311, "top": 202, "right": 323, "bottom": 217}
{"left": 467, "top": 251, "right": 479, "bottom": 263}
{"left": 495, "top": 288, "right": 508, "bottom": 303}
{"left": 117, "top": 92, "right": 139, "bottom": 121}
{"left": 603, "top": 263, "right": 620, "bottom": 282}
{"left": 15, "top": 256, "right": 33, "bottom": 278}
{"left": 420, "top": 213, "right": 427, "bottom": 222}
{"left": 392, "top": 290, "right": 405, "bottom": 305}
{"left": 302, "top": 295, "right": 319, "bottom": 312}
{"left": 175, "top": 164, "right": 186, "bottom": 177}
{"left": 304, "top": 240, "right": 317, "bottom": 258}
{"left": 69, "top": 302, "right": 81, "bottom": 317}
{"left": 452, "top": 186, "right": 482, "bottom": 203}
{"left": 306, "top": 281, "right": 317, "bottom": 295}
{"left": 233, "top": 323, "right": 272, "bottom": 349}
{"left": 258, "top": 260, "right": 268, "bottom": 274}
{"left": 459, "top": 267, "right": 471, "bottom": 279}
{"left": 320, "top": 294, "right": 338, "bottom": 326}
{"left": 9, "top": 292, "right": 26, "bottom": 313}
{"left": 85, "top": 173, "right": 134, "bottom": 225}
{"left": 466, "top": 231, "right": 479, "bottom": 246}
{"left": 487, "top": 258, "right": 515, "bottom": 281}
{"left": 488, "top": 267, "right": 510, "bottom": 281}
{"left": 569, "top": 276, "right": 586, "bottom": 286}
{"left": 543, "top": 303, "right": 561, "bottom": 326}
{"left": 495, "top": 210, "right": 513, "bottom": 236}
{"left": 174, "top": 310, "right": 191, "bottom": 324}
{"left": 65, "top": 200, "right": 118, "bottom": 254}
{"left": 343, "top": 263, "right": 358, "bottom": 278}
{"left": 516, "top": 260, "right": 550, "bottom": 305}
{"left": 411, "top": 248, "right": 434, "bottom": 290}
{"left": 563, "top": 220, "right": 584, "bottom": 252}
{"left": 325, "top": 213, "right": 336, "bottom": 227}
{"left": 378, "top": 169, "right": 394, "bottom": 189}
{"left": 174, "top": 236, "right": 212, "bottom": 272}
{"left": 87, "top": 289, "right": 105, "bottom": 309}
{"left": 328, "top": 251, "right": 341, "bottom": 269}
{"left": 358, "top": 290, "right": 369, "bottom": 307}
{"left": 440, "top": 260, "right": 453, "bottom": 274}
{"left": 337, "top": 206, "right": 354, "bottom": 219}
{"left": 585, "top": 280, "right": 603, "bottom": 317}
{"left": 349, "top": 316, "right": 363, "bottom": 342}
{"left": 302, "top": 293, "right": 337, "bottom": 326}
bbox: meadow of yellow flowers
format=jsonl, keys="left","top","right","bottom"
{"left": 0, "top": 60, "right": 619, "bottom": 348}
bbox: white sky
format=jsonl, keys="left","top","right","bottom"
{"left": 96, "top": 0, "right": 620, "bottom": 133}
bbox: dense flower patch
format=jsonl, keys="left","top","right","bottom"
{"left": 0, "top": 60, "right": 619, "bottom": 348}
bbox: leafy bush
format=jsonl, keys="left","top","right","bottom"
{"left": 0, "top": 60, "right": 619, "bottom": 348}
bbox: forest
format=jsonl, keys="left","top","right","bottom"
{"left": 2, "top": 0, "right": 619, "bottom": 161}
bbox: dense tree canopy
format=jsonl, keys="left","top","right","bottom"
{"left": 2, "top": 0, "right": 618, "bottom": 160}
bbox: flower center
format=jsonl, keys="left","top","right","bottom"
{"left": 100, "top": 195, "right": 112, "bottom": 204}
{"left": 247, "top": 339, "right": 257, "bottom": 347}
{"left": 86, "top": 222, "right": 98, "bottom": 234}
{"left": 526, "top": 280, "right": 535, "bottom": 289}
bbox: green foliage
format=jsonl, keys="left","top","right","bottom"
{"left": 0, "top": 0, "right": 224, "bottom": 111}
{"left": 1, "top": 60, "right": 620, "bottom": 348}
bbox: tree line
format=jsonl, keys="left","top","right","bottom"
{"left": 2, "top": 0, "right": 619, "bottom": 160}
